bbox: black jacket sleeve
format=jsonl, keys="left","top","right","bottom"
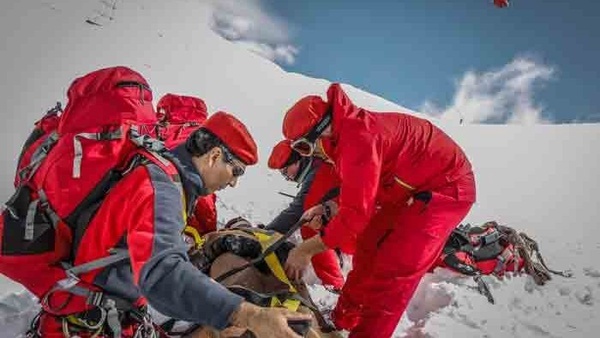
{"left": 265, "top": 165, "right": 318, "bottom": 234}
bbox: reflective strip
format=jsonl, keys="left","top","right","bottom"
{"left": 24, "top": 199, "right": 39, "bottom": 241}
{"left": 394, "top": 176, "right": 416, "bottom": 191}
{"left": 73, "top": 129, "right": 122, "bottom": 178}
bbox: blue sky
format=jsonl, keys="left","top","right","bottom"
{"left": 210, "top": 1, "right": 599, "bottom": 124}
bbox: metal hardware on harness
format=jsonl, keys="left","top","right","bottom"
{"left": 133, "top": 312, "right": 159, "bottom": 338}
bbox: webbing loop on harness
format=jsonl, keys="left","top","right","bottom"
{"left": 42, "top": 248, "right": 131, "bottom": 317}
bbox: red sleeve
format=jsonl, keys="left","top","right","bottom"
{"left": 321, "top": 122, "right": 382, "bottom": 253}
{"left": 191, "top": 194, "right": 217, "bottom": 235}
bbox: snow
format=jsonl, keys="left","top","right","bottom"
{"left": 1, "top": 1, "right": 599, "bottom": 337}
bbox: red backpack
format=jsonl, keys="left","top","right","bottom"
{"left": 155, "top": 93, "right": 217, "bottom": 238}
{"left": 13, "top": 103, "right": 62, "bottom": 187}
{"left": 156, "top": 93, "right": 208, "bottom": 149}
{"left": 0, "top": 66, "right": 171, "bottom": 315}
{"left": 437, "top": 221, "right": 572, "bottom": 303}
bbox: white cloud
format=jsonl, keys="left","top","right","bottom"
{"left": 208, "top": 0, "right": 298, "bottom": 65}
{"left": 421, "top": 57, "right": 555, "bottom": 124}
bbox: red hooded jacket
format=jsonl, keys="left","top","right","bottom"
{"left": 318, "top": 84, "right": 475, "bottom": 253}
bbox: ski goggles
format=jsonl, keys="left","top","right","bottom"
{"left": 290, "top": 112, "right": 332, "bottom": 157}
{"left": 220, "top": 145, "right": 246, "bottom": 177}
{"left": 280, "top": 157, "right": 312, "bottom": 183}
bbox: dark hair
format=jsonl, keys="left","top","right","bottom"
{"left": 185, "top": 128, "right": 225, "bottom": 157}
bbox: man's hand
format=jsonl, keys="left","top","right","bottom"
{"left": 284, "top": 236, "right": 328, "bottom": 281}
{"left": 284, "top": 245, "right": 313, "bottom": 281}
{"left": 229, "top": 302, "right": 311, "bottom": 338}
{"left": 301, "top": 200, "right": 338, "bottom": 230}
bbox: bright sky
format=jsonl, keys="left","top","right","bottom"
{"left": 0, "top": 1, "right": 599, "bottom": 336}
{"left": 210, "top": 0, "right": 600, "bottom": 124}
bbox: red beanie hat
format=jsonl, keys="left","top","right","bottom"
{"left": 282, "top": 95, "right": 329, "bottom": 140}
{"left": 202, "top": 111, "right": 258, "bottom": 165}
{"left": 268, "top": 140, "right": 301, "bottom": 169}
{"left": 157, "top": 93, "right": 208, "bottom": 124}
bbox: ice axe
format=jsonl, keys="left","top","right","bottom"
{"left": 474, "top": 274, "right": 495, "bottom": 304}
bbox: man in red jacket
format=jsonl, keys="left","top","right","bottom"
{"left": 266, "top": 139, "right": 345, "bottom": 291}
{"left": 156, "top": 93, "right": 217, "bottom": 236}
{"left": 282, "top": 84, "right": 476, "bottom": 338}
{"left": 39, "top": 112, "right": 308, "bottom": 337}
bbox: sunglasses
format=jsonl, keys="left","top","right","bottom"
{"left": 290, "top": 112, "right": 332, "bottom": 157}
{"left": 220, "top": 146, "right": 245, "bottom": 177}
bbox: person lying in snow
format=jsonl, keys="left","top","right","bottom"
{"left": 163, "top": 218, "right": 344, "bottom": 338}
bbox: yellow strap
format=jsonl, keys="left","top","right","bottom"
{"left": 270, "top": 296, "right": 301, "bottom": 312}
{"left": 184, "top": 226, "right": 205, "bottom": 248}
{"left": 254, "top": 232, "right": 298, "bottom": 294}
{"left": 394, "top": 176, "right": 416, "bottom": 191}
{"left": 178, "top": 183, "right": 188, "bottom": 225}
{"left": 314, "top": 139, "right": 335, "bottom": 165}
{"left": 177, "top": 181, "right": 206, "bottom": 248}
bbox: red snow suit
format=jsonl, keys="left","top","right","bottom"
{"left": 156, "top": 94, "right": 217, "bottom": 235}
{"left": 284, "top": 84, "right": 476, "bottom": 338}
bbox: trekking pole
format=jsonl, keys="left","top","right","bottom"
{"left": 278, "top": 191, "right": 296, "bottom": 199}
{"left": 474, "top": 274, "right": 495, "bottom": 304}
{"left": 215, "top": 217, "right": 308, "bottom": 283}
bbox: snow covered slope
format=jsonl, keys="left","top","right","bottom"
{"left": 1, "top": 1, "right": 599, "bottom": 337}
